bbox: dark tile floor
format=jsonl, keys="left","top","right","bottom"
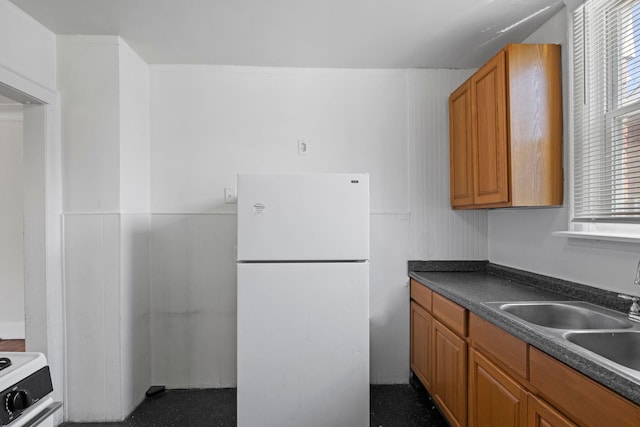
{"left": 59, "top": 379, "right": 449, "bottom": 427}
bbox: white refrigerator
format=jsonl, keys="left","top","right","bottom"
{"left": 236, "top": 173, "right": 370, "bottom": 427}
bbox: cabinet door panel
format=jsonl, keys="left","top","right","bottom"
{"left": 433, "top": 320, "right": 467, "bottom": 427}
{"left": 410, "top": 301, "right": 432, "bottom": 390}
{"left": 469, "top": 348, "right": 527, "bottom": 427}
{"left": 528, "top": 394, "right": 576, "bottom": 427}
{"left": 471, "top": 50, "right": 509, "bottom": 205}
{"left": 449, "top": 81, "right": 474, "bottom": 207}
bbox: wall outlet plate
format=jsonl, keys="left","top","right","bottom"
{"left": 224, "top": 187, "right": 237, "bottom": 204}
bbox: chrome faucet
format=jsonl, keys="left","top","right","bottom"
{"left": 619, "top": 294, "right": 640, "bottom": 322}
{"left": 619, "top": 258, "right": 640, "bottom": 322}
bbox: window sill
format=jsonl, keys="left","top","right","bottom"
{"left": 552, "top": 230, "right": 640, "bottom": 244}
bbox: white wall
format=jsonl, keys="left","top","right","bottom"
{"left": 149, "top": 65, "right": 484, "bottom": 387}
{"left": 488, "top": 7, "right": 640, "bottom": 295}
{"left": 150, "top": 66, "right": 408, "bottom": 213}
{"left": 149, "top": 66, "right": 410, "bottom": 386}
{"left": 58, "top": 35, "right": 151, "bottom": 422}
{"left": 118, "top": 39, "right": 151, "bottom": 417}
{"left": 120, "top": 41, "right": 151, "bottom": 214}
{"left": 407, "top": 69, "right": 486, "bottom": 261}
{"left": 59, "top": 36, "right": 121, "bottom": 213}
{"left": 0, "top": 106, "right": 24, "bottom": 339}
{"left": 150, "top": 213, "right": 238, "bottom": 386}
{"left": 59, "top": 36, "right": 122, "bottom": 421}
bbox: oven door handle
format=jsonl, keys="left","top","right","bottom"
{"left": 21, "top": 401, "right": 62, "bottom": 427}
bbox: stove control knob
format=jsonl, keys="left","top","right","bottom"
{"left": 6, "top": 390, "right": 31, "bottom": 412}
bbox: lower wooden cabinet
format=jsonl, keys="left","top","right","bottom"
{"left": 527, "top": 394, "right": 576, "bottom": 427}
{"left": 410, "top": 301, "right": 432, "bottom": 390}
{"left": 530, "top": 347, "right": 640, "bottom": 427}
{"left": 433, "top": 319, "right": 467, "bottom": 427}
{"left": 410, "top": 281, "right": 640, "bottom": 427}
{"left": 410, "top": 281, "right": 468, "bottom": 427}
{"left": 468, "top": 348, "right": 527, "bottom": 427}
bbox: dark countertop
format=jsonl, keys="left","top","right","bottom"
{"left": 409, "top": 266, "right": 640, "bottom": 406}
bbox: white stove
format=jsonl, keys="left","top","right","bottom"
{"left": 0, "top": 352, "right": 61, "bottom": 427}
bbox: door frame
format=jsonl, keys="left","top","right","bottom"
{"left": 0, "top": 64, "right": 64, "bottom": 419}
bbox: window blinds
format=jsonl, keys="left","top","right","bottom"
{"left": 573, "top": 0, "right": 640, "bottom": 221}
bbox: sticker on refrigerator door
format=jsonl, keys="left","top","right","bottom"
{"left": 252, "top": 203, "right": 266, "bottom": 215}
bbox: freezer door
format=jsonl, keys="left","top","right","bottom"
{"left": 237, "top": 174, "right": 369, "bottom": 261}
{"left": 237, "top": 262, "right": 369, "bottom": 427}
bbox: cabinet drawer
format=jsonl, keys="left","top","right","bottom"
{"left": 433, "top": 293, "right": 467, "bottom": 336}
{"left": 469, "top": 313, "right": 527, "bottom": 379}
{"left": 410, "top": 279, "right": 432, "bottom": 312}
{"left": 530, "top": 347, "right": 640, "bottom": 427}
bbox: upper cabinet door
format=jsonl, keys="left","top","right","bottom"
{"left": 449, "top": 81, "right": 474, "bottom": 207}
{"left": 448, "top": 43, "right": 563, "bottom": 209}
{"left": 471, "top": 50, "right": 510, "bottom": 206}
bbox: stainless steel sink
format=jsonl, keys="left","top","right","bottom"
{"left": 565, "top": 331, "right": 640, "bottom": 371}
{"left": 495, "top": 302, "right": 633, "bottom": 330}
{"left": 484, "top": 300, "right": 640, "bottom": 382}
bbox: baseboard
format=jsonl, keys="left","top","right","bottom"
{"left": 0, "top": 321, "right": 25, "bottom": 339}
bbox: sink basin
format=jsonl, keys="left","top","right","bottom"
{"left": 497, "top": 302, "right": 632, "bottom": 330}
{"left": 565, "top": 331, "right": 640, "bottom": 371}
{"left": 484, "top": 301, "right": 640, "bottom": 381}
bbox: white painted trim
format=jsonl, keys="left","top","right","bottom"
{"left": 552, "top": 230, "right": 640, "bottom": 244}
{"left": 0, "top": 64, "right": 64, "bottom": 424}
{"left": 0, "top": 321, "right": 25, "bottom": 339}
{"left": 147, "top": 211, "right": 410, "bottom": 216}
{"left": 57, "top": 35, "right": 121, "bottom": 45}
{"left": 0, "top": 65, "right": 57, "bottom": 105}
{"left": 563, "top": 0, "right": 585, "bottom": 13}
{"left": 150, "top": 63, "right": 410, "bottom": 76}
{"left": 63, "top": 212, "right": 126, "bottom": 216}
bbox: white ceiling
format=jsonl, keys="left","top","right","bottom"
{"left": 9, "top": 0, "right": 565, "bottom": 69}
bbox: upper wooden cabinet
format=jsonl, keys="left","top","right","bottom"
{"left": 449, "top": 43, "right": 563, "bottom": 209}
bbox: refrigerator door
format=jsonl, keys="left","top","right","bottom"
{"left": 237, "top": 262, "right": 369, "bottom": 427}
{"left": 237, "top": 174, "right": 369, "bottom": 261}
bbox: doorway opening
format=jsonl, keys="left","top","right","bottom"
{"left": 0, "top": 66, "right": 64, "bottom": 416}
{"left": 0, "top": 83, "right": 44, "bottom": 351}
{"left": 0, "top": 94, "right": 25, "bottom": 352}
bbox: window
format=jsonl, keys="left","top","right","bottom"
{"left": 572, "top": 0, "right": 640, "bottom": 225}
